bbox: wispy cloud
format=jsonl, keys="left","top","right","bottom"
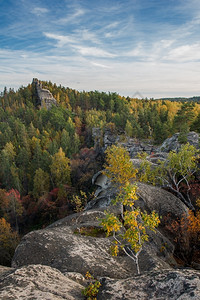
{"left": 75, "top": 29, "right": 101, "bottom": 45}
{"left": 74, "top": 45, "right": 116, "bottom": 58}
{"left": 1, "top": 0, "right": 200, "bottom": 97}
{"left": 91, "top": 62, "right": 111, "bottom": 68}
{"left": 56, "top": 8, "right": 86, "bottom": 25}
{"left": 44, "top": 32, "right": 116, "bottom": 58}
{"left": 32, "top": 7, "right": 49, "bottom": 16}
{"left": 165, "top": 43, "right": 200, "bottom": 62}
{"left": 44, "top": 32, "right": 77, "bottom": 47}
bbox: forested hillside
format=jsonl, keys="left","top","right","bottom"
{"left": 0, "top": 80, "right": 200, "bottom": 265}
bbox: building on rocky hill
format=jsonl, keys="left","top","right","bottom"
{"left": 32, "top": 78, "right": 57, "bottom": 109}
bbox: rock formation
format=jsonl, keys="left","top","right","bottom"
{"left": 92, "top": 128, "right": 156, "bottom": 157}
{"left": 158, "top": 131, "right": 199, "bottom": 152}
{"left": 98, "top": 269, "right": 200, "bottom": 299}
{"left": 2, "top": 178, "right": 200, "bottom": 299}
{"left": 87, "top": 172, "right": 188, "bottom": 221}
{"left": 32, "top": 78, "right": 57, "bottom": 109}
{"left": 12, "top": 209, "right": 172, "bottom": 278}
{"left": 0, "top": 265, "right": 85, "bottom": 300}
{"left": 93, "top": 128, "right": 199, "bottom": 158}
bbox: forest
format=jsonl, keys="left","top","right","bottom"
{"left": 0, "top": 80, "right": 200, "bottom": 266}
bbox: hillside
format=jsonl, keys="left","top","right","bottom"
{"left": 0, "top": 79, "right": 200, "bottom": 298}
{"left": 0, "top": 79, "right": 200, "bottom": 266}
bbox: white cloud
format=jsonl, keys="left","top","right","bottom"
{"left": 1, "top": 47, "right": 200, "bottom": 98}
{"left": 44, "top": 32, "right": 77, "bottom": 47}
{"left": 74, "top": 45, "right": 116, "bottom": 58}
{"left": 44, "top": 32, "right": 116, "bottom": 58}
{"left": 56, "top": 8, "right": 86, "bottom": 25}
{"left": 105, "top": 22, "right": 120, "bottom": 29}
{"left": 77, "top": 29, "right": 101, "bottom": 44}
{"left": 2, "top": 0, "right": 200, "bottom": 98}
{"left": 32, "top": 7, "right": 49, "bottom": 16}
{"left": 91, "top": 62, "right": 111, "bottom": 68}
{"left": 165, "top": 43, "right": 200, "bottom": 62}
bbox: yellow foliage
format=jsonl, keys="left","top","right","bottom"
{"left": 100, "top": 145, "right": 160, "bottom": 270}
{"left": 103, "top": 145, "right": 138, "bottom": 186}
{"left": 187, "top": 210, "right": 200, "bottom": 235}
{"left": 0, "top": 218, "right": 19, "bottom": 264}
{"left": 50, "top": 147, "right": 71, "bottom": 186}
{"left": 100, "top": 212, "right": 122, "bottom": 236}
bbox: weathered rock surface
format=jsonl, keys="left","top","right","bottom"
{"left": 0, "top": 264, "right": 84, "bottom": 300}
{"left": 0, "top": 265, "right": 13, "bottom": 276}
{"left": 137, "top": 182, "right": 188, "bottom": 220}
{"left": 98, "top": 269, "right": 200, "bottom": 300}
{"left": 12, "top": 210, "right": 173, "bottom": 278}
{"left": 12, "top": 211, "right": 136, "bottom": 278}
{"left": 93, "top": 128, "right": 199, "bottom": 158}
{"left": 92, "top": 128, "right": 156, "bottom": 157}
{"left": 158, "top": 131, "right": 199, "bottom": 152}
{"left": 89, "top": 172, "right": 188, "bottom": 221}
{"left": 32, "top": 78, "right": 57, "bottom": 109}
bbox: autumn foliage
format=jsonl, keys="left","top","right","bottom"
{"left": 100, "top": 145, "right": 160, "bottom": 274}
{"left": 0, "top": 217, "right": 19, "bottom": 265}
{"left": 165, "top": 200, "right": 200, "bottom": 265}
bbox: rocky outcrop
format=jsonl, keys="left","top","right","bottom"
{"left": 92, "top": 128, "right": 156, "bottom": 157}
{"left": 88, "top": 172, "right": 188, "bottom": 221}
{"left": 12, "top": 209, "right": 174, "bottom": 279}
{"left": 12, "top": 211, "right": 136, "bottom": 278}
{"left": 0, "top": 264, "right": 85, "bottom": 299}
{"left": 136, "top": 182, "right": 188, "bottom": 220}
{"left": 158, "top": 131, "right": 199, "bottom": 152}
{"left": 98, "top": 269, "right": 200, "bottom": 299}
{"left": 2, "top": 266, "right": 200, "bottom": 300}
{"left": 0, "top": 265, "right": 13, "bottom": 276}
{"left": 93, "top": 128, "right": 199, "bottom": 157}
{"left": 32, "top": 78, "right": 57, "bottom": 109}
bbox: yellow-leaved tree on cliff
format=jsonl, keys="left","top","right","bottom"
{"left": 100, "top": 145, "right": 160, "bottom": 274}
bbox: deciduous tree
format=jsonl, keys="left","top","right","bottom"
{"left": 138, "top": 143, "right": 198, "bottom": 210}
{"left": 50, "top": 147, "right": 71, "bottom": 187}
{"left": 100, "top": 145, "right": 160, "bottom": 274}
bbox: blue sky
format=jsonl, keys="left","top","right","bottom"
{"left": 0, "top": 0, "right": 200, "bottom": 98}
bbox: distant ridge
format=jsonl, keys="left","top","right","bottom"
{"left": 156, "top": 96, "right": 200, "bottom": 102}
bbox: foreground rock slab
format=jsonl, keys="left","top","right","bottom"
{"left": 12, "top": 210, "right": 171, "bottom": 278}
{"left": 98, "top": 269, "right": 200, "bottom": 300}
{"left": 0, "top": 264, "right": 84, "bottom": 300}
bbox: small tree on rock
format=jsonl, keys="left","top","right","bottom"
{"left": 138, "top": 143, "right": 198, "bottom": 210}
{"left": 100, "top": 145, "right": 160, "bottom": 274}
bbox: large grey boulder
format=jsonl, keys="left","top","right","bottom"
{"left": 0, "top": 264, "right": 84, "bottom": 300}
{"left": 98, "top": 269, "right": 200, "bottom": 299}
{"left": 12, "top": 210, "right": 172, "bottom": 278}
{"left": 136, "top": 182, "right": 188, "bottom": 220}
{"left": 89, "top": 172, "right": 188, "bottom": 221}
{"left": 12, "top": 211, "right": 137, "bottom": 278}
{"left": 158, "top": 131, "right": 199, "bottom": 152}
{"left": 0, "top": 265, "right": 13, "bottom": 277}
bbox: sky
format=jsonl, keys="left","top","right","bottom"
{"left": 0, "top": 0, "right": 200, "bottom": 98}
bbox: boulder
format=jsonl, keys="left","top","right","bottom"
{"left": 12, "top": 210, "right": 172, "bottom": 278}
{"left": 89, "top": 172, "right": 188, "bottom": 221}
{"left": 136, "top": 182, "right": 188, "bottom": 220}
{"left": 0, "top": 264, "right": 84, "bottom": 300}
{"left": 12, "top": 211, "right": 136, "bottom": 278}
{"left": 0, "top": 265, "right": 13, "bottom": 276}
{"left": 98, "top": 269, "right": 200, "bottom": 299}
{"left": 158, "top": 131, "right": 199, "bottom": 153}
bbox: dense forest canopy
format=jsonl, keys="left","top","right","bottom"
{"left": 0, "top": 80, "right": 200, "bottom": 263}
